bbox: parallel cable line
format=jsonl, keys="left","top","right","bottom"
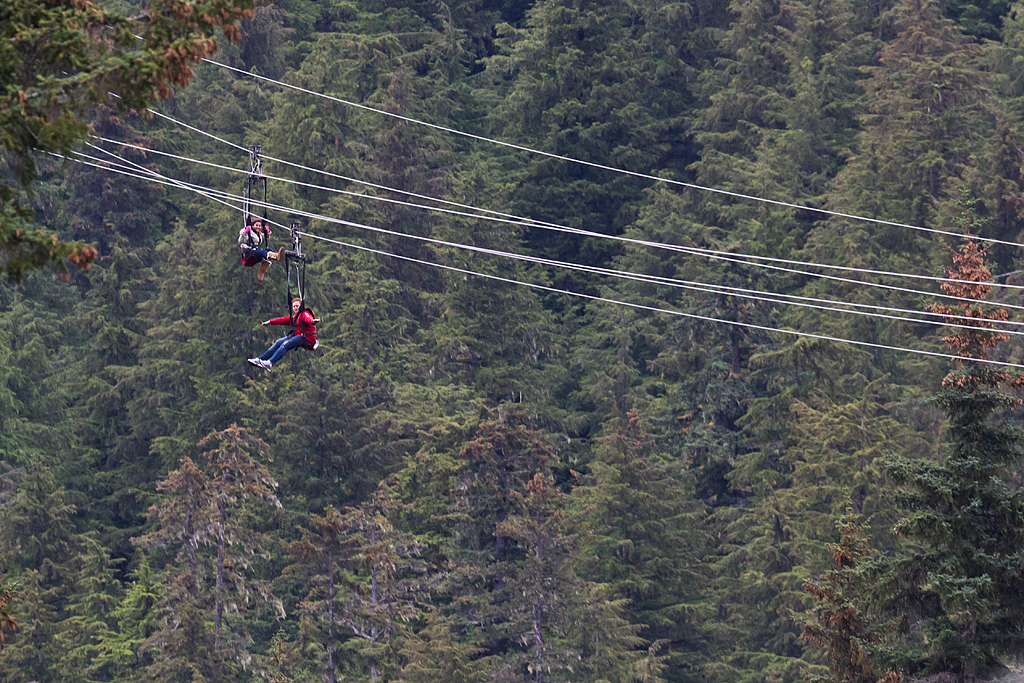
{"left": 131, "top": 113, "right": 1024, "bottom": 293}
{"left": 200, "top": 57, "right": 1024, "bottom": 251}
{"left": 93, "top": 133, "right": 1024, "bottom": 303}
{"left": 300, "top": 229, "right": 1024, "bottom": 371}
{"left": 83, "top": 142, "right": 1015, "bottom": 368}
{"left": 69, "top": 148, "right": 1024, "bottom": 338}
{"left": 77, "top": 147, "right": 1024, "bottom": 326}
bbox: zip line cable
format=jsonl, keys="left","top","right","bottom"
{"left": 135, "top": 110, "right": 1024, "bottom": 293}
{"left": 299, "top": 227, "right": 1024, "bottom": 371}
{"left": 94, "top": 131, "right": 1024, "bottom": 304}
{"left": 200, "top": 57, "right": 1024, "bottom": 251}
{"left": 72, "top": 146, "right": 1024, "bottom": 331}
{"left": 75, "top": 146, "right": 1024, "bottom": 327}
{"left": 69, "top": 148, "right": 1024, "bottom": 369}
{"left": 64, "top": 150, "right": 1024, "bottom": 368}
{"left": 68, "top": 147, "right": 1024, "bottom": 339}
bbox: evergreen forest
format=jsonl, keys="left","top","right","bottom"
{"left": 8, "top": 0, "right": 1024, "bottom": 681}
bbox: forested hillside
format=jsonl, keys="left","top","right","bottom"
{"left": 5, "top": 0, "right": 1024, "bottom": 681}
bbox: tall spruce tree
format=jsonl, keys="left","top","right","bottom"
{"left": 495, "top": 471, "right": 648, "bottom": 683}
{"left": 483, "top": 0, "right": 694, "bottom": 273}
{"left": 800, "top": 520, "right": 899, "bottom": 683}
{"left": 134, "top": 426, "right": 282, "bottom": 681}
{"left": 874, "top": 237, "right": 1024, "bottom": 679}
{"left": 444, "top": 418, "right": 559, "bottom": 664}
{"left": 282, "top": 505, "right": 349, "bottom": 683}
{"left": 799, "top": 0, "right": 993, "bottom": 357}
{"left": 0, "top": 463, "right": 72, "bottom": 683}
{"left": 572, "top": 409, "right": 708, "bottom": 681}
{"left": 335, "top": 484, "right": 425, "bottom": 683}
{"left": 393, "top": 607, "right": 489, "bottom": 683}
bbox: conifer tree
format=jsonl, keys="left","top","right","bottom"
{"left": 800, "top": 520, "right": 899, "bottom": 683}
{"left": 90, "top": 552, "right": 164, "bottom": 683}
{"left": 875, "top": 237, "right": 1024, "bottom": 679}
{"left": 285, "top": 484, "right": 425, "bottom": 683}
{"left": 283, "top": 505, "right": 348, "bottom": 683}
{"left": 71, "top": 235, "right": 157, "bottom": 558}
{"left": 445, "top": 418, "right": 559, "bottom": 650}
{"left": 198, "top": 425, "right": 282, "bottom": 657}
{"left": 0, "top": 465, "right": 73, "bottom": 681}
{"left": 51, "top": 533, "right": 122, "bottom": 683}
{"left": 134, "top": 426, "right": 282, "bottom": 680}
{"left": 496, "top": 471, "right": 647, "bottom": 683}
{"left": 572, "top": 409, "right": 708, "bottom": 679}
{"left": 133, "top": 456, "right": 222, "bottom": 681}
{"left": 394, "top": 607, "right": 488, "bottom": 683}
{"left": 800, "top": 0, "right": 992, "bottom": 353}
{"left": 120, "top": 222, "right": 253, "bottom": 470}
{"left": 335, "top": 484, "right": 425, "bottom": 683}
{"left": 703, "top": 339, "right": 911, "bottom": 683}
{"left": 484, "top": 0, "right": 693, "bottom": 268}
{"left": 0, "top": 462, "right": 120, "bottom": 683}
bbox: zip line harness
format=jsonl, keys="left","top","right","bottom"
{"left": 283, "top": 221, "right": 309, "bottom": 320}
{"left": 243, "top": 145, "right": 269, "bottom": 248}
{"left": 281, "top": 221, "right": 320, "bottom": 350}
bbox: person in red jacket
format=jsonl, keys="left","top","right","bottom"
{"left": 247, "top": 297, "right": 319, "bottom": 371}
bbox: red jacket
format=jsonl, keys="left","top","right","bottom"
{"left": 267, "top": 310, "right": 317, "bottom": 348}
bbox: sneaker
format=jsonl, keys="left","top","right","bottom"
{"left": 259, "top": 359, "right": 273, "bottom": 371}
{"left": 247, "top": 357, "right": 262, "bottom": 368}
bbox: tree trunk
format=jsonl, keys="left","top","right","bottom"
{"left": 731, "top": 297, "right": 741, "bottom": 376}
{"left": 327, "top": 549, "right": 337, "bottom": 683}
{"left": 214, "top": 492, "right": 226, "bottom": 651}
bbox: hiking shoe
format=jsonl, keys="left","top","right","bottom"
{"left": 259, "top": 359, "right": 273, "bottom": 371}
{"left": 247, "top": 358, "right": 262, "bottom": 368}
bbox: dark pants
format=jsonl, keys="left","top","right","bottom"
{"left": 242, "top": 248, "right": 272, "bottom": 267}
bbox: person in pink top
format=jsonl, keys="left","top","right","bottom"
{"left": 247, "top": 298, "right": 319, "bottom": 371}
{"left": 238, "top": 217, "right": 282, "bottom": 281}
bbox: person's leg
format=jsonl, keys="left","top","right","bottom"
{"left": 266, "top": 335, "right": 306, "bottom": 366}
{"left": 243, "top": 247, "right": 273, "bottom": 263}
{"left": 242, "top": 249, "right": 263, "bottom": 267}
{"left": 259, "top": 336, "right": 290, "bottom": 362}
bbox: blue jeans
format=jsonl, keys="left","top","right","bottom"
{"left": 259, "top": 335, "right": 307, "bottom": 366}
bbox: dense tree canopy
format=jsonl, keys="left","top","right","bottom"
{"left": 4, "top": 1, "right": 1024, "bottom": 682}
{"left": 0, "top": 0, "right": 256, "bottom": 280}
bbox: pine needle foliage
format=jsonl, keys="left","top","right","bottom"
{"left": 801, "top": 519, "right": 900, "bottom": 683}
{"left": 877, "top": 235, "right": 1024, "bottom": 679}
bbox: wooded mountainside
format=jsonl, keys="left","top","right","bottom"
{"left": 5, "top": 0, "right": 1024, "bottom": 681}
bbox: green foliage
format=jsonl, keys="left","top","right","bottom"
{"left": 90, "top": 552, "right": 164, "bottom": 683}
{"left": 496, "top": 471, "right": 648, "bottom": 683}
{"left": 874, "top": 239, "right": 1024, "bottom": 679}
{"left": 0, "top": 0, "right": 256, "bottom": 280}
{"left": 8, "top": 2, "right": 1024, "bottom": 683}
{"left": 800, "top": 520, "right": 897, "bottom": 683}
{"left": 573, "top": 410, "right": 709, "bottom": 678}
{"left": 393, "top": 607, "right": 488, "bottom": 683}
